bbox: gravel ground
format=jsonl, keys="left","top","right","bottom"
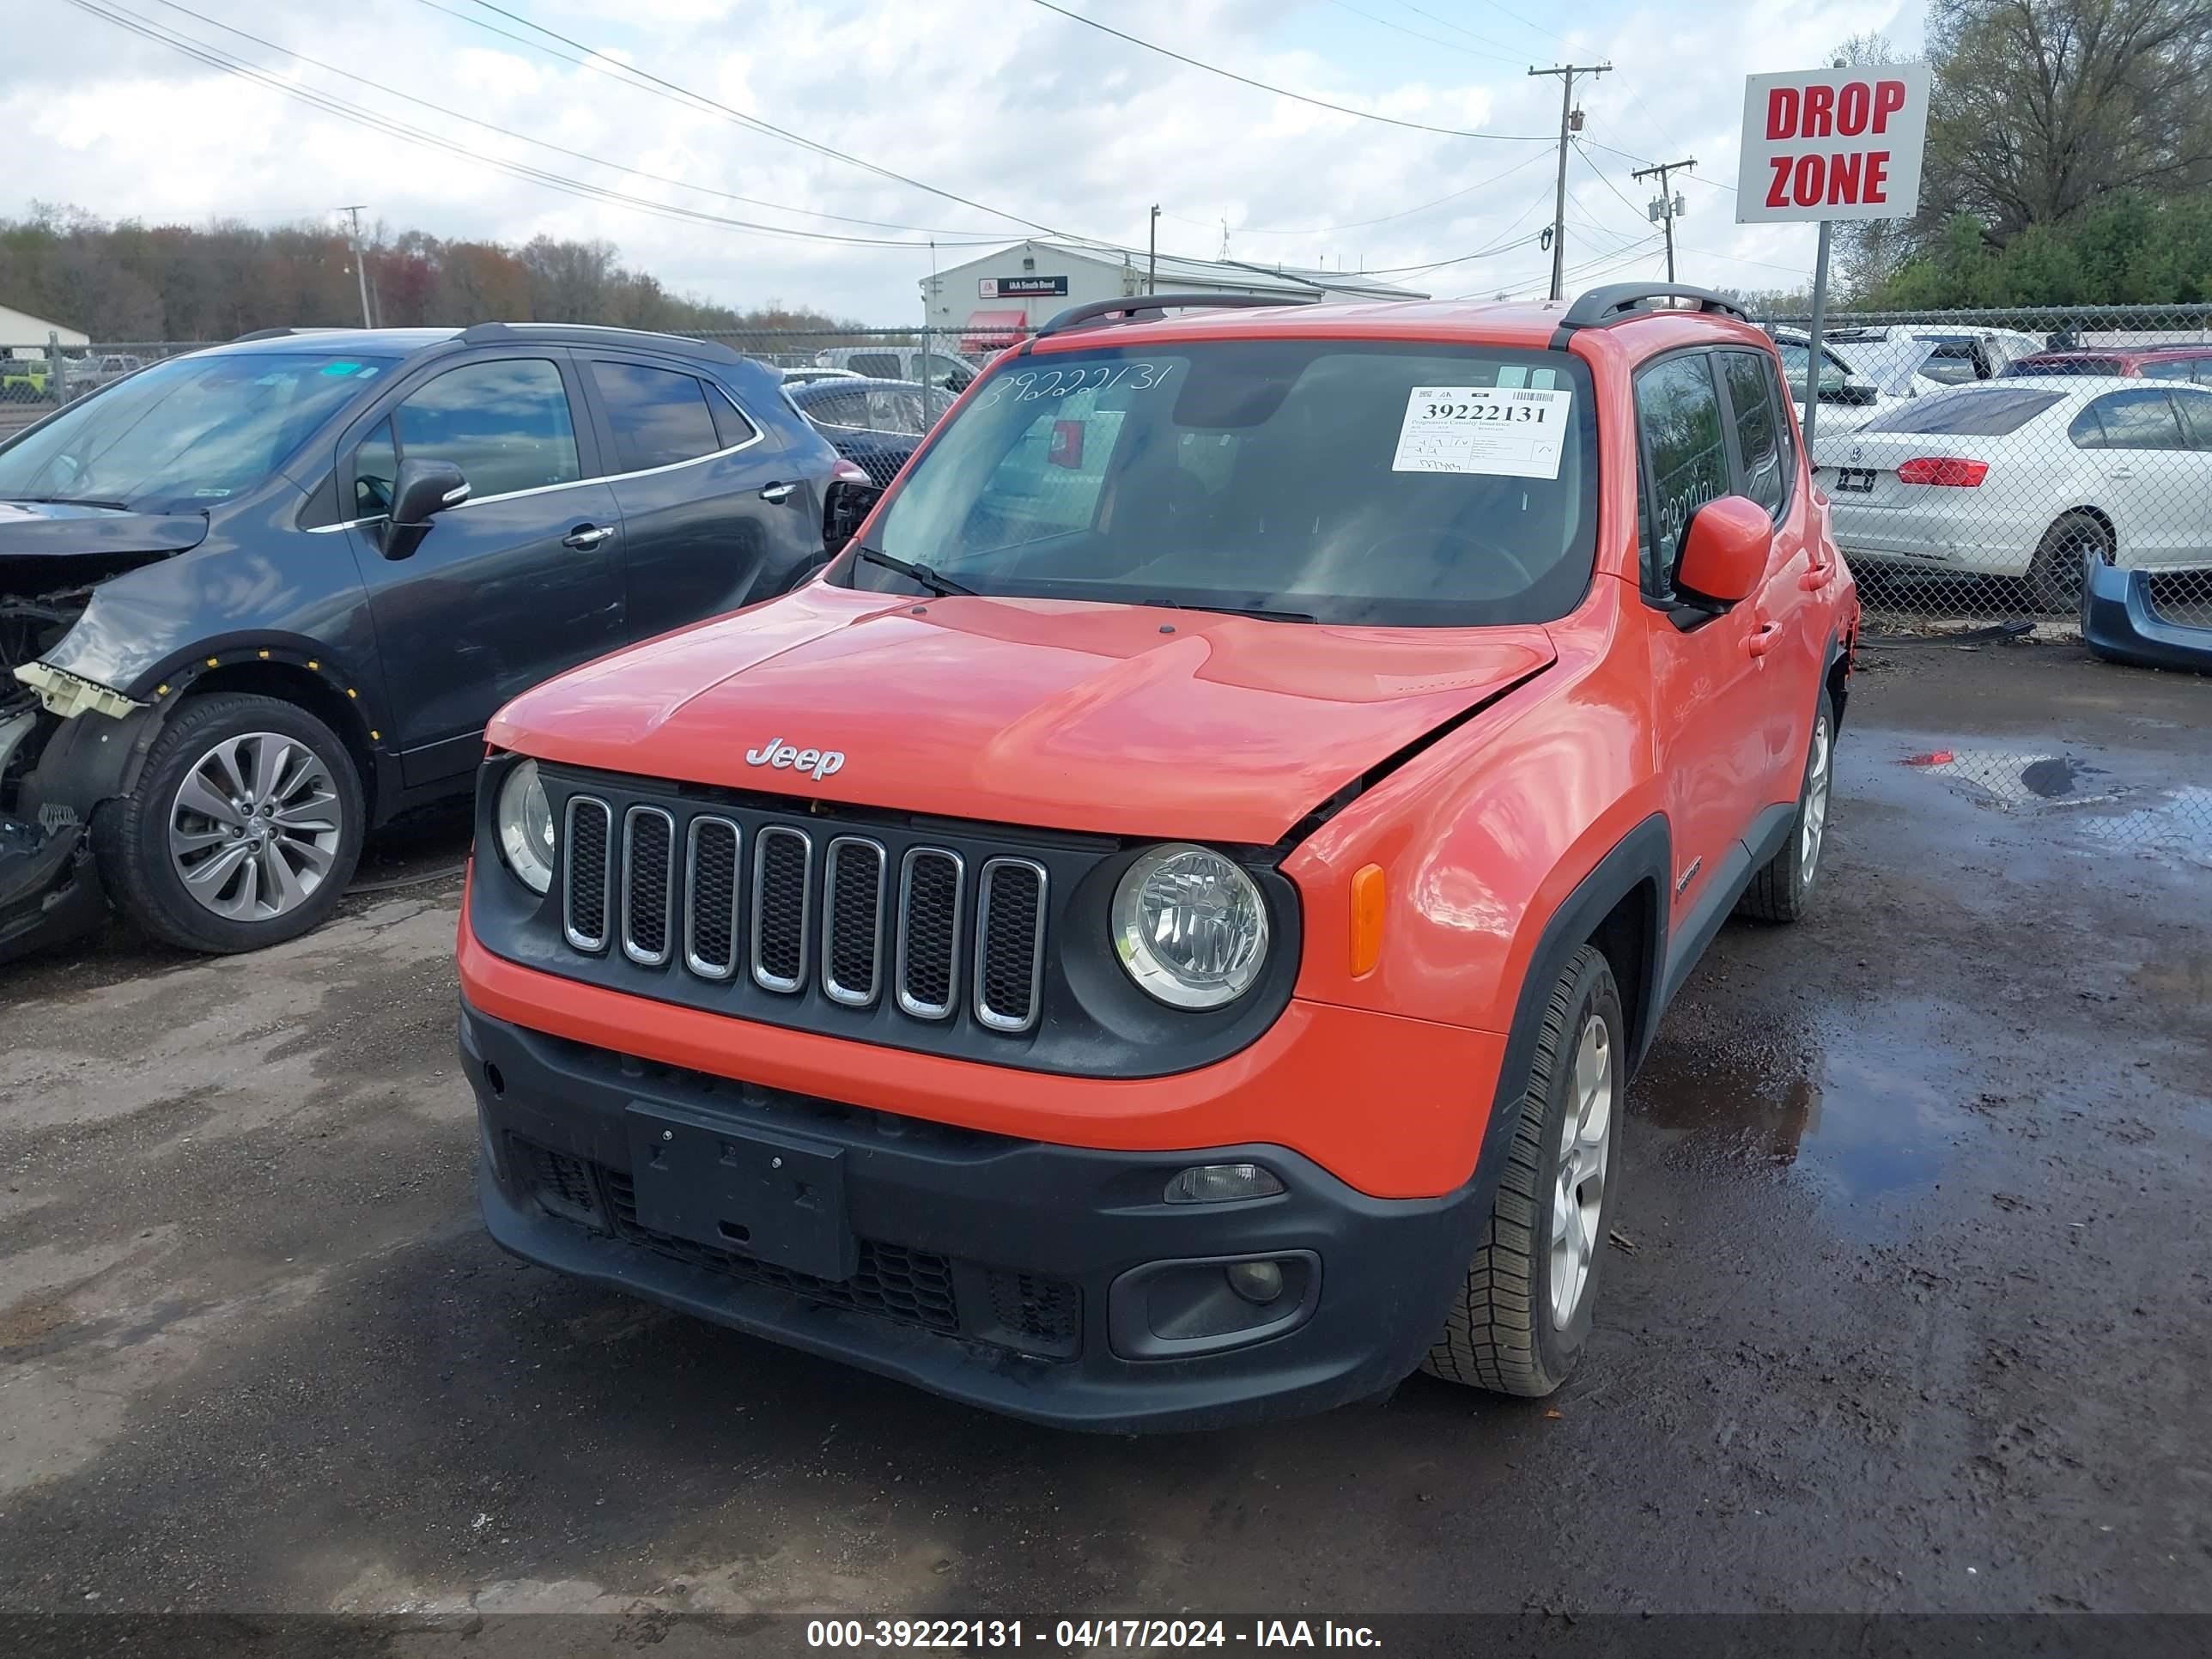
{"left": 0, "top": 642, "right": 2208, "bottom": 1640}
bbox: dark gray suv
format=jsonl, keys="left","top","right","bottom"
{"left": 1, "top": 323, "right": 850, "bottom": 958}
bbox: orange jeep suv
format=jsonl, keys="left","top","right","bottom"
{"left": 459, "top": 284, "right": 1859, "bottom": 1430}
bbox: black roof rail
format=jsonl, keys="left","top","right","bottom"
{"left": 1559, "top": 283, "right": 1750, "bottom": 331}
{"left": 1035, "top": 292, "right": 1317, "bottom": 339}
{"left": 456, "top": 320, "right": 744, "bottom": 364}
{"left": 230, "top": 325, "right": 324, "bottom": 342}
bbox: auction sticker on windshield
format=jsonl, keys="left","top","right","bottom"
{"left": 1391, "top": 386, "right": 1571, "bottom": 479}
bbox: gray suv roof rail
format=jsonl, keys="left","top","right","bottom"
{"left": 1036, "top": 292, "right": 1317, "bottom": 339}
{"left": 1559, "top": 283, "right": 1750, "bottom": 331}
{"left": 455, "top": 321, "right": 744, "bottom": 364}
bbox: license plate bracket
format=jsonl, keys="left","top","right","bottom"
{"left": 1833, "top": 466, "right": 1878, "bottom": 493}
{"left": 623, "top": 1103, "right": 854, "bottom": 1282}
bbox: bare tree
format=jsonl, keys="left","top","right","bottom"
{"left": 1923, "top": 0, "right": 2212, "bottom": 238}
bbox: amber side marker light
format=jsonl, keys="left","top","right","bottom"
{"left": 1350, "top": 863, "right": 1386, "bottom": 976}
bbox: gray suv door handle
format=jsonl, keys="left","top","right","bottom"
{"left": 759, "top": 482, "right": 798, "bottom": 504}
{"left": 562, "top": 523, "right": 617, "bottom": 549}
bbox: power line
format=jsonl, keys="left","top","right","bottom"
{"left": 429, "top": 0, "right": 1075, "bottom": 240}
{"left": 63, "top": 0, "right": 1009, "bottom": 251}
{"left": 1158, "top": 148, "right": 1551, "bottom": 240}
{"left": 1384, "top": 1, "right": 1521, "bottom": 56}
{"left": 144, "top": 0, "right": 1006, "bottom": 241}
{"left": 1025, "top": 0, "right": 1551, "bottom": 142}
{"left": 1324, "top": 0, "right": 1520, "bottom": 65}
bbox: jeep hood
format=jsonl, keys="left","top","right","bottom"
{"left": 491, "top": 586, "right": 1553, "bottom": 845}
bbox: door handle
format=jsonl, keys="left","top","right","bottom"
{"left": 1800, "top": 562, "right": 1835, "bottom": 592}
{"left": 1747, "top": 621, "right": 1781, "bottom": 658}
{"left": 759, "top": 482, "right": 798, "bottom": 504}
{"left": 2107, "top": 467, "right": 2136, "bottom": 481}
{"left": 562, "top": 524, "right": 617, "bottom": 549}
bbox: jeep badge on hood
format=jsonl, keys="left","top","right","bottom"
{"left": 744, "top": 738, "right": 846, "bottom": 781}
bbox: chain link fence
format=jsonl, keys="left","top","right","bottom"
{"left": 1747, "top": 303, "right": 2212, "bottom": 646}
{"left": 9, "top": 311, "right": 2209, "bottom": 659}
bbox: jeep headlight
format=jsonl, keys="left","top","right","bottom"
{"left": 496, "top": 758, "right": 556, "bottom": 896}
{"left": 1112, "top": 844, "right": 1269, "bottom": 1009}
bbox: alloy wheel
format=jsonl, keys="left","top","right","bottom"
{"left": 167, "top": 732, "right": 343, "bottom": 921}
{"left": 1801, "top": 714, "right": 1833, "bottom": 880}
{"left": 1549, "top": 1012, "right": 1613, "bottom": 1330}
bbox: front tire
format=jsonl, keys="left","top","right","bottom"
{"left": 93, "top": 692, "right": 364, "bottom": 954}
{"left": 1737, "top": 689, "right": 1835, "bottom": 924}
{"left": 1423, "top": 945, "right": 1623, "bottom": 1398}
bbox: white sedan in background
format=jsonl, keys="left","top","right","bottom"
{"left": 1812, "top": 376, "right": 2212, "bottom": 608}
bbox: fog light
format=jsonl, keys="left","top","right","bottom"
{"left": 1225, "top": 1260, "right": 1284, "bottom": 1304}
{"left": 1163, "top": 1163, "right": 1285, "bottom": 1204}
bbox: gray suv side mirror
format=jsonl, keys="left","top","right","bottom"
{"left": 385, "top": 458, "right": 470, "bottom": 560}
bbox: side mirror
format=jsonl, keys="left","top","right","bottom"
{"left": 383, "top": 458, "right": 470, "bottom": 560}
{"left": 1675, "top": 496, "right": 1772, "bottom": 609}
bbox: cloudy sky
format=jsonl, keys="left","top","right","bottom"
{"left": 9, "top": 0, "right": 1917, "bottom": 321}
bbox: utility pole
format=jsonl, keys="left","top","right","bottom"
{"left": 1631, "top": 157, "right": 1696, "bottom": 283}
{"left": 338, "top": 204, "right": 373, "bottom": 327}
{"left": 1149, "top": 204, "right": 1159, "bottom": 291}
{"left": 1528, "top": 64, "right": 1609, "bottom": 301}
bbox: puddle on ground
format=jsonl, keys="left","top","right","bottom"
{"left": 1902, "top": 747, "right": 2212, "bottom": 867}
{"left": 1631, "top": 1000, "right": 1979, "bottom": 1231}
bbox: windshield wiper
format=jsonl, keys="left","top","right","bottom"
{"left": 1146, "top": 599, "right": 1317, "bottom": 624}
{"left": 3, "top": 494, "right": 133, "bottom": 510}
{"left": 854, "top": 546, "right": 975, "bottom": 598}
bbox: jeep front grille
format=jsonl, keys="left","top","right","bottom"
{"left": 561, "top": 796, "right": 1048, "bottom": 1036}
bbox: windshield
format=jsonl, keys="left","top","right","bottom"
{"left": 1863, "top": 386, "right": 2063, "bottom": 436}
{"left": 0, "top": 350, "right": 398, "bottom": 512}
{"left": 838, "top": 339, "right": 1600, "bottom": 627}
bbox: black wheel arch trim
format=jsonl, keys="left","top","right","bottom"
{"left": 1466, "top": 814, "right": 1669, "bottom": 1221}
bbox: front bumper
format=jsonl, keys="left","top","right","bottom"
{"left": 0, "top": 816, "right": 101, "bottom": 963}
{"left": 2082, "top": 559, "right": 2212, "bottom": 673}
{"left": 463, "top": 1001, "right": 1481, "bottom": 1432}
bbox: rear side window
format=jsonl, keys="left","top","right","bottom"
{"left": 392, "top": 358, "right": 580, "bottom": 497}
{"left": 589, "top": 361, "right": 722, "bottom": 471}
{"left": 2070, "top": 388, "right": 2185, "bottom": 450}
{"left": 847, "top": 352, "right": 902, "bottom": 380}
{"left": 1720, "top": 351, "right": 1785, "bottom": 517}
{"left": 1867, "top": 386, "right": 2062, "bottom": 436}
{"left": 802, "top": 387, "right": 872, "bottom": 429}
{"left": 1635, "top": 354, "right": 1730, "bottom": 592}
{"left": 2139, "top": 358, "right": 2198, "bottom": 381}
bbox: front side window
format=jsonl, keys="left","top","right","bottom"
{"left": 1635, "top": 353, "right": 1729, "bottom": 593}
{"left": 1721, "top": 351, "right": 1784, "bottom": 516}
{"left": 589, "top": 361, "right": 722, "bottom": 471}
{"left": 0, "top": 349, "right": 398, "bottom": 512}
{"left": 392, "top": 358, "right": 580, "bottom": 498}
{"left": 2070, "top": 388, "right": 2185, "bottom": 451}
{"left": 841, "top": 339, "right": 1601, "bottom": 628}
{"left": 847, "top": 352, "right": 902, "bottom": 380}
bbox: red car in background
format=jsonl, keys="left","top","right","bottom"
{"left": 2004, "top": 344, "right": 2212, "bottom": 384}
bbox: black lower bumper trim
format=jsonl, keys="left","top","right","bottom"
{"left": 0, "top": 817, "right": 100, "bottom": 963}
{"left": 462, "top": 1000, "right": 1480, "bottom": 1432}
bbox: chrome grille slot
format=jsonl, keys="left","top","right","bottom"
{"left": 562, "top": 796, "right": 612, "bottom": 952}
{"left": 974, "top": 858, "right": 1047, "bottom": 1034}
{"left": 620, "top": 806, "right": 676, "bottom": 967}
{"left": 750, "top": 825, "right": 813, "bottom": 993}
{"left": 822, "top": 836, "right": 887, "bottom": 1006}
{"left": 896, "top": 848, "right": 964, "bottom": 1020}
{"left": 684, "top": 817, "right": 742, "bottom": 981}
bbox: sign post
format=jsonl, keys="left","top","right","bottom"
{"left": 1737, "top": 62, "right": 1930, "bottom": 454}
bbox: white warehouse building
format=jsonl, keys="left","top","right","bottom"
{"left": 922, "top": 240, "right": 1428, "bottom": 352}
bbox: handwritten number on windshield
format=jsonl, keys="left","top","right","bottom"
{"left": 975, "top": 362, "right": 1175, "bottom": 409}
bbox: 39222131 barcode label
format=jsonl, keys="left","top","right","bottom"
{"left": 1391, "top": 385, "right": 1573, "bottom": 480}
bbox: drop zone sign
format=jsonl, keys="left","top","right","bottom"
{"left": 1736, "top": 62, "right": 1931, "bottom": 222}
